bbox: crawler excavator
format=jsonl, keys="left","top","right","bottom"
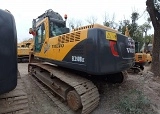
{"left": 17, "top": 38, "right": 34, "bottom": 62}
{"left": 28, "top": 9, "right": 135, "bottom": 114}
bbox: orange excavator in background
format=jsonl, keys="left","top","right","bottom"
{"left": 28, "top": 9, "right": 135, "bottom": 114}
{"left": 140, "top": 43, "right": 152, "bottom": 64}
{"left": 125, "top": 26, "right": 147, "bottom": 73}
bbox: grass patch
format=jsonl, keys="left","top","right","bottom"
{"left": 116, "top": 89, "right": 156, "bottom": 114}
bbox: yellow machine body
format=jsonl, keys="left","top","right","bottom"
{"left": 17, "top": 38, "right": 34, "bottom": 62}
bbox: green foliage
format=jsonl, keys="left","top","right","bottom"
{"left": 131, "top": 12, "right": 139, "bottom": 24}
{"left": 118, "top": 20, "right": 130, "bottom": 34}
{"left": 103, "top": 20, "right": 118, "bottom": 29}
{"left": 118, "top": 20, "right": 143, "bottom": 50}
{"left": 144, "top": 35, "right": 153, "bottom": 44}
{"left": 116, "top": 89, "right": 156, "bottom": 114}
{"left": 104, "top": 22, "right": 110, "bottom": 27}
{"left": 139, "top": 22, "right": 152, "bottom": 36}
{"left": 102, "top": 10, "right": 152, "bottom": 52}
{"left": 117, "top": 11, "right": 152, "bottom": 51}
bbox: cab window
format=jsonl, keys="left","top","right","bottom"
{"left": 49, "top": 21, "right": 65, "bottom": 38}
{"left": 37, "top": 23, "right": 45, "bottom": 43}
{"left": 35, "top": 23, "right": 45, "bottom": 52}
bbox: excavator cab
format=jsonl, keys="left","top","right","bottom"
{"left": 29, "top": 9, "right": 69, "bottom": 53}
{"left": 0, "top": 9, "right": 17, "bottom": 94}
{"left": 30, "top": 9, "right": 69, "bottom": 36}
{"left": 140, "top": 43, "right": 152, "bottom": 64}
{"left": 134, "top": 42, "right": 147, "bottom": 70}
{"left": 28, "top": 9, "right": 70, "bottom": 63}
{"left": 49, "top": 21, "right": 69, "bottom": 37}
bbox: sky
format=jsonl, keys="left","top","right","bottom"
{"left": 1, "top": 0, "right": 153, "bottom": 42}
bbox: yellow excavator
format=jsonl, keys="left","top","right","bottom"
{"left": 17, "top": 38, "right": 34, "bottom": 62}
{"left": 141, "top": 43, "right": 152, "bottom": 64}
{"left": 17, "top": 38, "right": 33, "bottom": 47}
{"left": 28, "top": 9, "right": 135, "bottom": 114}
{"left": 125, "top": 26, "right": 147, "bottom": 73}
{"left": 146, "top": 51, "right": 152, "bottom": 64}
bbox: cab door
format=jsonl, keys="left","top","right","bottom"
{"left": 47, "top": 21, "right": 59, "bottom": 60}
{"left": 34, "top": 23, "right": 45, "bottom": 53}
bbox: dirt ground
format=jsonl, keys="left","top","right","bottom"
{"left": 18, "top": 63, "right": 63, "bottom": 114}
{"left": 18, "top": 63, "right": 160, "bottom": 114}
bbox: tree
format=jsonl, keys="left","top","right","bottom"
{"left": 86, "top": 16, "right": 97, "bottom": 24}
{"left": 103, "top": 12, "right": 118, "bottom": 29}
{"left": 118, "top": 20, "right": 130, "bottom": 34}
{"left": 129, "top": 11, "right": 140, "bottom": 39}
{"left": 133, "top": 27, "right": 144, "bottom": 50}
{"left": 140, "top": 35, "right": 153, "bottom": 52}
{"left": 118, "top": 11, "right": 140, "bottom": 38}
{"left": 146, "top": 0, "right": 160, "bottom": 77}
{"left": 118, "top": 11, "right": 145, "bottom": 50}
{"left": 67, "top": 18, "right": 83, "bottom": 30}
{"left": 131, "top": 12, "right": 139, "bottom": 24}
{"left": 139, "top": 17, "right": 152, "bottom": 53}
{"left": 140, "top": 22, "right": 151, "bottom": 36}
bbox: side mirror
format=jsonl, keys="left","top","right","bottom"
{"left": 29, "top": 28, "right": 36, "bottom": 36}
{"left": 29, "top": 28, "right": 33, "bottom": 34}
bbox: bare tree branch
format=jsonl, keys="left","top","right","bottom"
{"left": 67, "top": 18, "right": 83, "bottom": 29}
{"left": 86, "top": 16, "right": 97, "bottom": 24}
{"left": 103, "top": 12, "right": 109, "bottom": 23}
{"left": 103, "top": 12, "right": 118, "bottom": 29}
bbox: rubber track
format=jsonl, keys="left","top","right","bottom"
{"left": 30, "top": 75, "right": 74, "bottom": 114}
{"left": 127, "top": 67, "right": 142, "bottom": 74}
{"left": 0, "top": 71, "right": 29, "bottom": 114}
{"left": 29, "top": 62, "right": 100, "bottom": 114}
